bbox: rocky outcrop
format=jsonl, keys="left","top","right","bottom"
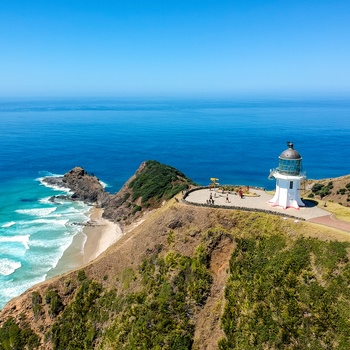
{"left": 42, "top": 161, "right": 194, "bottom": 228}
{"left": 61, "top": 167, "right": 109, "bottom": 205}
{"left": 43, "top": 167, "right": 109, "bottom": 206}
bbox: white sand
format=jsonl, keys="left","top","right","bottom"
{"left": 82, "top": 207, "right": 123, "bottom": 264}
{"left": 46, "top": 207, "right": 122, "bottom": 279}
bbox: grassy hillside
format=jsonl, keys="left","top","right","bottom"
{"left": 128, "top": 160, "right": 196, "bottom": 205}
{"left": 220, "top": 234, "right": 350, "bottom": 349}
{"left": 303, "top": 174, "right": 350, "bottom": 207}
{"left": 1, "top": 202, "right": 350, "bottom": 349}
{"left": 102, "top": 160, "right": 196, "bottom": 224}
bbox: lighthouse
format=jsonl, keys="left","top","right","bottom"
{"left": 268, "top": 142, "right": 305, "bottom": 209}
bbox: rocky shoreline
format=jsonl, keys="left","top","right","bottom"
{"left": 42, "top": 166, "right": 139, "bottom": 229}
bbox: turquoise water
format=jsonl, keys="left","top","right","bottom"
{"left": 0, "top": 176, "right": 90, "bottom": 308}
{"left": 0, "top": 98, "right": 349, "bottom": 308}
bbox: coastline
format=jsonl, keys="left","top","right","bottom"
{"left": 46, "top": 207, "right": 122, "bottom": 279}
{"left": 82, "top": 207, "right": 123, "bottom": 264}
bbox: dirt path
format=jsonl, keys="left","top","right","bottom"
{"left": 308, "top": 214, "right": 350, "bottom": 232}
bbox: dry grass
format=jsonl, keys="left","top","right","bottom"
{"left": 308, "top": 198, "right": 350, "bottom": 223}
{"left": 303, "top": 175, "right": 350, "bottom": 208}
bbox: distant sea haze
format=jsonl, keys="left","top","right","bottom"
{"left": 0, "top": 97, "right": 349, "bottom": 309}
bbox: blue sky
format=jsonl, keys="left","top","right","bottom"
{"left": 1, "top": 0, "right": 350, "bottom": 98}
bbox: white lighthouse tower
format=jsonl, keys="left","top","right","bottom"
{"left": 268, "top": 142, "right": 305, "bottom": 209}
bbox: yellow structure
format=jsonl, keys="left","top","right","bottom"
{"left": 210, "top": 178, "right": 219, "bottom": 189}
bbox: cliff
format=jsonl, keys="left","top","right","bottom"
{"left": 1, "top": 165, "right": 350, "bottom": 349}
{"left": 43, "top": 160, "right": 196, "bottom": 228}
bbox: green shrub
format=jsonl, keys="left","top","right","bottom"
{"left": 48, "top": 280, "right": 102, "bottom": 349}
{"left": 45, "top": 289, "right": 63, "bottom": 318}
{"left": 32, "top": 291, "right": 42, "bottom": 320}
{"left": 122, "top": 192, "right": 130, "bottom": 203}
{"left": 319, "top": 186, "right": 331, "bottom": 198}
{"left": 312, "top": 183, "right": 332, "bottom": 198}
{"left": 132, "top": 205, "right": 142, "bottom": 214}
{"left": 129, "top": 160, "right": 195, "bottom": 204}
{"left": 121, "top": 268, "right": 136, "bottom": 289}
{"left": 100, "top": 238, "right": 213, "bottom": 349}
{"left": 339, "top": 188, "right": 347, "bottom": 195}
{"left": 311, "top": 183, "right": 324, "bottom": 194}
{"left": 219, "top": 235, "right": 350, "bottom": 349}
{"left": 77, "top": 270, "right": 87, "bottom": 282}
{"left": 167, "top": 230, "right": 175, "bottom": 245}
{"left": 0, "top": 317, "right": 39, "bottom": 350}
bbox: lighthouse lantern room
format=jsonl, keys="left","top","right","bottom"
{"left": 269, "top": 142, "right": 305, "bottom": 209}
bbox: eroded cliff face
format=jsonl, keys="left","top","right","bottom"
{"left": 101, "top": 161, "right": 147, "bottom": 224}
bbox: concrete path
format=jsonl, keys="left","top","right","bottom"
{"left": 308, "top": 215, "right": 350, "bottom": 233}
{"left": 184, "top": 188, "right": 346, "bottom": 226}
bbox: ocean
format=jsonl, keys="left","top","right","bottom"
{"left": 0, "top": 97, "right": 349, "bottom": 309}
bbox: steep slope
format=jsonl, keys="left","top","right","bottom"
{"left": 44, "top": 160, "right": 196, "bottom": 228}
{"left": 1, "top": 202, "right": 350, "bottom": 349}
{"left": 1, "top": 165, "right": 350, "bottom": 349}
{"left": 304, "top": 174, "right": 350, "bottom": 206}
{"left": 102, "top": 160, "right": 196, "bottom": 226}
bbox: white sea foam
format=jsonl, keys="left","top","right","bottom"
{"left": 60, "top": 207, "right": 80, "bottom": 214}
{"left": 0, "top": 235, "right": 30, "bottom": 250}
{"left": 39, "top": 197, "right": 52, "bottom": 204}
{"left": 0, "top": 178, "right": 92, "bottom": 310}
{"left": 99, "top": 180, "right": 108, "bottom": 188}
{"left": 31, "top": 218, "right": 69, "bottom": 226}
{"left": 0, "top": 258, "right": 22, "bottom": 276}
{"left": 37, "top": 176, "right": 72, "bottom": 193}
{"left": 2, "top": 221, "right": 16, "bottom": 228}
{"left": 50, "top": 213, "right": 62, "bottom": 218}
{"left": 1, "top": 275, "right": 46, "bottom": 309}
{"left": 16, "top": 207, "right": 57, "bottom": 217}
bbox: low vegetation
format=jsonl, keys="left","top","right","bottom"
{"left": 305, "top": 176, "right": 350, "bottom": 207}
{"left": 13, "top": 238, "right": 213, "bottom": 349}
{"left": 2, "top": 178, "right": 350, "bottom": 349}
{"left": 219, "top": 234, "right": 350, "bottom": 349}
{"left": 0, "top": 317, "right": 39, "bottom": 350}
{"left": 129, "top": 160, "right": 196, "bottom": 206}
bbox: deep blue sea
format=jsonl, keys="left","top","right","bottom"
{"left": 0, "top": 97, "right": 349, "bottom": 309}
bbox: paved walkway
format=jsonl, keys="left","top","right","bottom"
{"left": 308, "top": 215, "right": 350, "bottom": 233}
{"left": 184, "top": 188, "right": 350, "bottom": 233}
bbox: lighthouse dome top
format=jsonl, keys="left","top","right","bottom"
{"left": 279, "top": 142, "right": 301, "bottom": 160}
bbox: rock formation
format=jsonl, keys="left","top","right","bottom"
{"left": 43, "top": 167, "right": 108, "bottom": 205}
{"left": 43, "top": 161, "right": 195, "bottom": 228}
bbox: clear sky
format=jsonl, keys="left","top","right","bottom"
{"left": 1, "top": 0, "right": 350, "bottom": 98}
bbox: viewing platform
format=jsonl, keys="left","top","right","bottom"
{"left": 183, "top": 187, "right": 330, "bottom": 221}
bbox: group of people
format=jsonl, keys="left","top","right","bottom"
{"left": 207, "top": 193, "right": 215, "bottom": 205}
{"left": 207, "top": 186, "right": 248, "bottom": 205}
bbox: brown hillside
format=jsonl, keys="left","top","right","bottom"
{"left": 303, "top": 174, "right": 350, "bottom": 206}
{"left": 1, "top": 195, "right": 350, "bottom": 349}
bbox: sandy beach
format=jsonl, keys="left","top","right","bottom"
{"left": 46, "top": 207, "right": 122, "bottom": 279}
{"left": 82, "top": 207, "right": 123, "bottom": 263}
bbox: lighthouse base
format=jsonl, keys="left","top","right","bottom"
{"left": 269, "top": 173, "right": 305, "bottom": 210}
